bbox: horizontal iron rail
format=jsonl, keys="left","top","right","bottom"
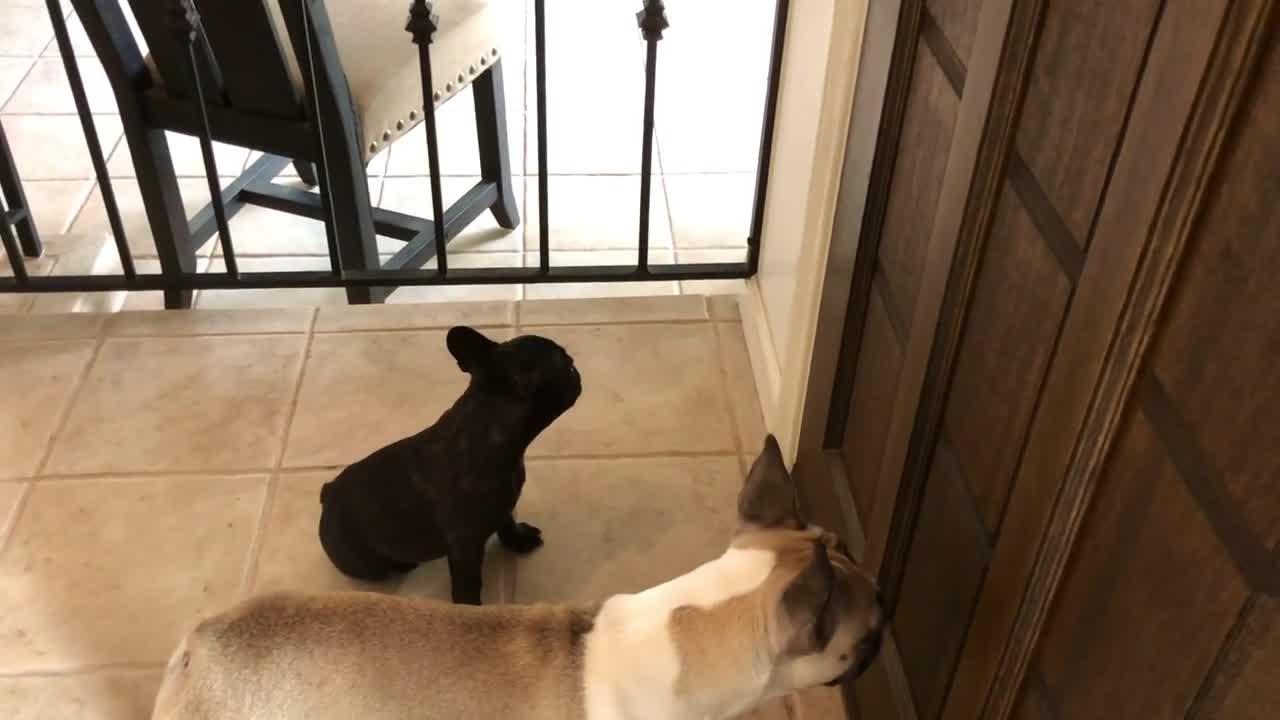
{"left": 0, "top": 263, "right": 749, "bottom": 293}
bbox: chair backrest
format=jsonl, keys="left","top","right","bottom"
{"left": 72, "top": 0, "right": 309, "bottom": 121}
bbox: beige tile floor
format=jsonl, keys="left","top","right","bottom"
{"left": 0, "top": 296, "right": 843, "bottom": 718}
{"left": 1, "top": 0, "right": 772, "bottom": 313}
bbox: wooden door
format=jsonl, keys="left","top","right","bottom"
{"left": 793, "top": 0, "right": 1277, "bottom": 718}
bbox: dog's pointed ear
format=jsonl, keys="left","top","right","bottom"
{"left": 447, "top": 326, "right": 498, "bottom": 373}
{"left": 738, "top": 435, "right": 803, "bottom": 530}
{"left": 781, "top": 540, "right": 841, "bottom": 655}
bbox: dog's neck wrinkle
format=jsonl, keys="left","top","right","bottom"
{"left": 425, "top": 386, "right": 556, "bottom": 452}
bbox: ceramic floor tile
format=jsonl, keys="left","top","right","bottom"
{"left": 0, "top": 57, "right": 34, "bottom": 107}
{"left": 664, "top": 173, "right": 756, "bottom": 249}
{"left": 0, "top": 475, "right": 266, "bottom": 670}
{"left": 717, "top": 321, "right": 767, "bottom": 452}
{"left": 379, "top": 175, "right": 524, "bottom": 254}
{"left": 524, "top": 322, "right": 735, "bottom": 455}
{"left": 383, "top": 90, "right": 524, "bottom": 177}
{"left": 0, "top": 6, "right": 54, "bottom": 56}
{"left": 523, "top": 175, "right": 671, "bottom": 252}
{"left": 315, "top": 300, "right": 512, "bottom": 333}
{"left": 512, "top": 456, "right": 740, "bottom": 602}
{"left": 104, "top": 307, "right": 313, "bottom": 337}
{"left": 44, "top": 334, "right": 306, "bottom": 474}
{"left": 10, "top": 179, "right": 95, "bottom": 235}
{"left": 706, "top": 293, "right": 743, "bottom": 322}
{"left": 0, "top": 312, "right": 102, "bottom": 340}
{"left": 0, "top": 339, "right": 96, "bottom": 479}
{"left": 517, "top": 294, "right": 706, "bottom": 326}
{"left": 1, "top": 56, "right": 117, "bottom": 114}
{"left": 0, "top": 670, "right": 162, "bottom": 720}
{"left": 71, "top": 177, "right": 225, "bottom": 258}
{"left": 252, "top": 471, "right": 508, "bottom": 603}
{"left": 522, "top": 250, "right": 679, "bottom": 300}
{"left": 388, "top": 252, "right": 524, "bottom": 304}
{"left": 105, "top": 132, "right": 249, "bottom": 178}
{"left": 283, "top": 328, "right": 512, "bottom": 467}
{"left": 3, "top": 114, "right": 123, "bottom": 181}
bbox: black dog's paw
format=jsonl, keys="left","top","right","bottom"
{"left": 499, "top": 522, "right": 545, "bottom": 553}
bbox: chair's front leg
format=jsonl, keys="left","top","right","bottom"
{"left": 130, "top": 127, "right": 197, "bottom": 309}
{"left": 473, "top": 59, "right": 520, "bottom": 230}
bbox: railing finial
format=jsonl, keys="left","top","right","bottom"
{"left": 636, "top": 0, "right": 669, "bottom": 42}
{"left": 167, "top": 0, "right": 201, "bottom": 41}
{"left": 405, "top": 0, "right": 440, "bottom": 45}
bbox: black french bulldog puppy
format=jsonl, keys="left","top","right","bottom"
{"left": 318, "top": 326, "right": 582, "bottom": 605}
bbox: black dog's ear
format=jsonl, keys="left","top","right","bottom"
{"left": 738, "top": 435, "right": 803, "bottom": 530}
{"left": 781, "top": 540, "right": 840, "bottom": 655}
{"left": 447, "top": 326, "right": 498, "bottom": 373}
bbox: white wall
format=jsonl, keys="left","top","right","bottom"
{"left": 741, "top": 0, "right": 869, "bottom": 464}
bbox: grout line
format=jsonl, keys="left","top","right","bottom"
{"left": 0, "top": 482, "right": 34, "bottom": 558}
{"left": 709, "top": 317, "right": 749, "bottom": 472}
{"left": 0, "top": 56, "right": 38, "bottom": 112}
{"left": 237, "top": 308, "right": 319, "bottom": 596}
{"left": 31, "top": 325, "right": 107, "bottom": 477}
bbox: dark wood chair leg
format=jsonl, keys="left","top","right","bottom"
{"left": 0, "top": 121, "right": 42, "bottom": 257}
{"left": 293, "top": 159, "right": 319, "bottom": 187}
{"left": 473, "top": 60, "right": 520, "bottom": 230}
{"left": 129, "top": 127, "right": 197, "bottom": 309}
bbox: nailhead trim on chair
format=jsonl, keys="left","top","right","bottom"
{"left": 365, "top": 48, "right": 501, "bottom": 155}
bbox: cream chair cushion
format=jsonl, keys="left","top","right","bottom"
{"left": 151, "top": 0, "right": 499, "bottom": 163}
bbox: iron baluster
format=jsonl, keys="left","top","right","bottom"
{"left": 170, "top": 0, "right": 238, "bottom": 277}
{"left": 635, "top": 0, "right": 668, "bottom": 272}
{"left": 48, "top": 0, "right": 136, "bottom": 278}
{"left": 534, "top": 0, "right": 550, "bottom": 273}
{"left": 295, "top": 0, "right": 345, "bottom": 277}
{"left": 747, "top": 0, "right": 790, "bottom": 274}
{"left": 407, "top": 0, "right": 448, "bottom": 276}
{"left": 0, "top": 192, "right": 27, "bottom": 283}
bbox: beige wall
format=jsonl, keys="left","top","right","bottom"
{"left": 742, "top": 0, "right": 869, "bottom": 463}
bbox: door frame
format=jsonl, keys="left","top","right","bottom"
{"left": 793, "top": 0, "right": 1027, "bottom": 715}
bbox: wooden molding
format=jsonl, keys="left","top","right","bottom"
{"left": 973, "top": 1, "right": 1277, "bottom": 717}
{"left": 878, "top": 0, "right": 1043, "bottom": 611}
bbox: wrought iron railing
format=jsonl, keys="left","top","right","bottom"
{"left": 0, "top": 0, "right": 789, "bottom": 302}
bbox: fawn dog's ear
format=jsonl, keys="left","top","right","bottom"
{"left": 738, "top": 435, "right": 803, "bottom": 530}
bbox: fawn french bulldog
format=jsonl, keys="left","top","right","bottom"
{"left": 152, "top": 436, "right": 885, "bottom": 720}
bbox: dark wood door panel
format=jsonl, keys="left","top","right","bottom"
{"left": 1015, "top": 0, "right": 1164, "bottom": 246}
{"left": 1146, "top": 39, "right": 1280, "bottom": 549}
{"left": 1032, "top": 408, "right": 1250, "bottom": 719}
{"left": 1010, "top": 671, "right": 1057, "bottom": 720}
{"left": 1192, "top": 595, "right": 1280, "bottom": 719}
{"left": 842, "top": 287, "right": 907, "bottom": 524}
{"left": 877, "top": 42, "right": 962, "bottom": 331}
{"left": 941, "top": 183, "right": 1072, "bottom": 536}
{"left": 894, "top": 437, "right": 991, "bottom": 720}
{"left": 925, "top": 0, "right": 985, "bottom": 72}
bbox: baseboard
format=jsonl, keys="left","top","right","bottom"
{"left": 740, "top": 281, "right": 786, "bottom": 457}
